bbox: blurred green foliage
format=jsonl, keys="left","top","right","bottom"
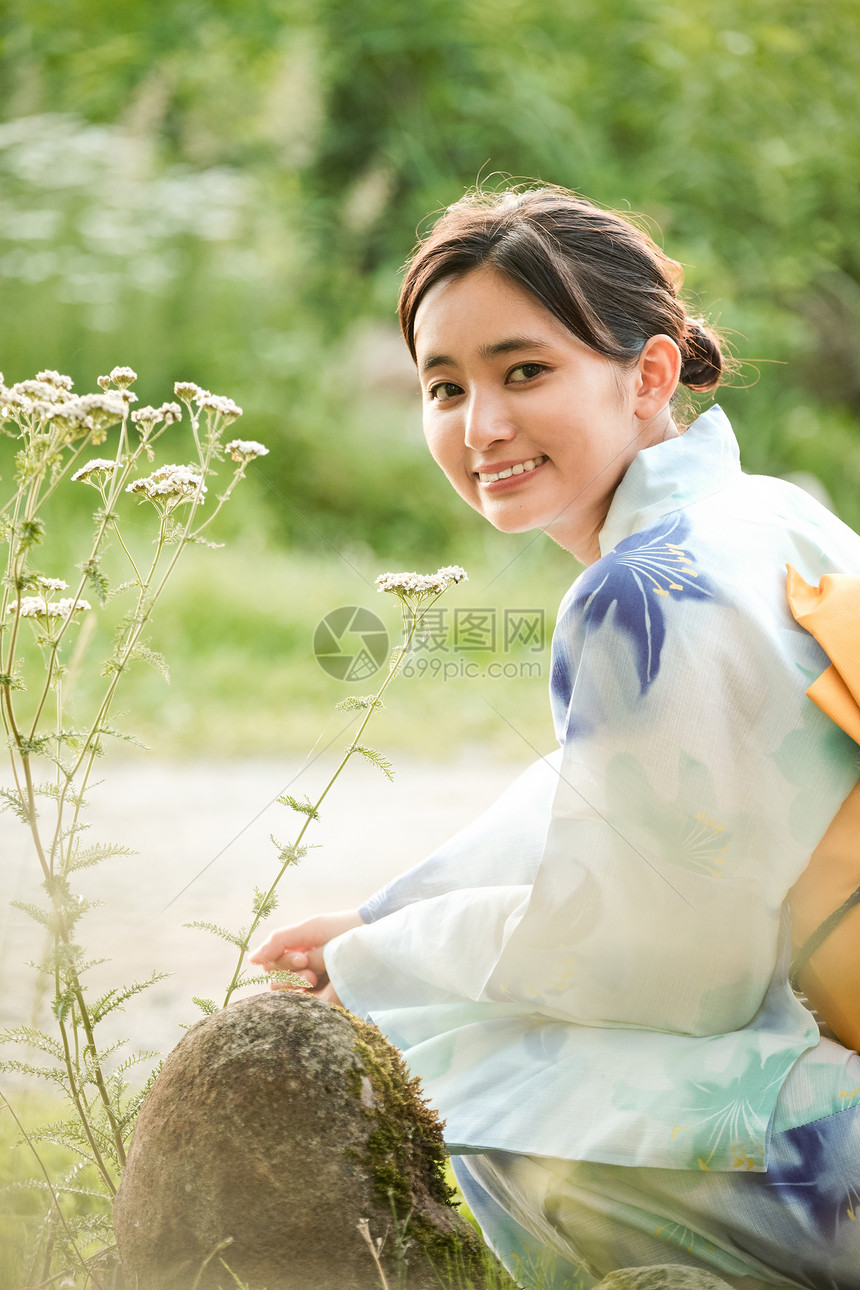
{"left": 0, "top": 0, "right": 858, "bottom": 556}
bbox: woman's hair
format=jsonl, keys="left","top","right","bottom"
{"left": 398, "top": 186, "right": 724, "bottom": 392}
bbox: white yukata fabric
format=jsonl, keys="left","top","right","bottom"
{"left": 329, "top": 405, "right": 860, "bottom": 1175}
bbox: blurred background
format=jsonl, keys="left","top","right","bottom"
{"left": 0, "top": 0, "right": 859, "bottom": 759}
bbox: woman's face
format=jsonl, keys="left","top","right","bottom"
{"left": 413, "top": 265, "right": 676, "bottom": 564}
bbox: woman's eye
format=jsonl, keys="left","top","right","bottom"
{"left": 428, "top": 382, "right": 463, "bottom": 403}
{"left": 508, "top": 363, "right": 545, "bottom": 383}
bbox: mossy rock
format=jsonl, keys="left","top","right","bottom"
{"left": 113, "top": 991, "right": 514, "bottom": 1290}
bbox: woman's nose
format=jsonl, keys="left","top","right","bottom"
{"left": 463, "top": 391, "right": 516, "bottom": 450}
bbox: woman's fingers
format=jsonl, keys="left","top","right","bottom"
{"left": 249, "top": 910, "right": 363, "bottom": 967}
{"left": 249, "top": 925, "right": 315, "bottom": 964}
{"left": 304, "top": 945, "right": 327, "bottom": 977}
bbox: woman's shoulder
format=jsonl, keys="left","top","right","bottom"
{"left": 562, "top": 475, "right": 860, "bottom": 620}
{"left": 550, "top": 479, "right": 859, "bottom": 713}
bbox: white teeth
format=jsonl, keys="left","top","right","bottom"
{"left": 477, "top": 455, "right": 546, "bottom": 484}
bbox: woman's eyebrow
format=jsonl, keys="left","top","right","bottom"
{"left": 479, "top": 336, "right": 553, "bottom": 359}
{"left": 420, "top": 336, "right": 552, "bottom": 374}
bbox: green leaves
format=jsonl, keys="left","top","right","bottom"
{"left": 128, "top": 643, "right": 170, "bottom": 683}
{"left": 269, "top": 837, "right": 309, "bottom": 867}
{"left": 351, "top": 744, "right": 394, "bottom": 781}
{"left": 251, "top": 886, "right": 279, "bottom": 920}
{"left": 66, "top": 840, "right": 137, "bottom": 875}
{"left": 192, "top": 997, "right": 220, "bottom": 1016}
{"left": 185, "top": 920, "right": 248, "bottom": 949}
{"left": 89, "top": 973, "right": 170, "bottom": 1025}
{"left": 336, "top": 695, "right": 384, "bottom": 712}
{"left": 277, "top": 793, "right": 320, "bottom": 821}
{"left": 78, "top": 556, "right": 110, "bottom": 605}
{"left": 0, "top": 786, "right": 31, "bottom": 823}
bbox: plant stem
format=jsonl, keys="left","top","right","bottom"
{"left": 54, "top": 971, "right": 118, "bottom": 1191}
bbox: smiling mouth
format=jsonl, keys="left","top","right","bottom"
{"left": 476, "top": 454, "right": 548, "bottom": 484}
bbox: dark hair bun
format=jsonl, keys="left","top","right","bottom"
{"left": 680, "top": 319, "right": 723, "bottom": 391}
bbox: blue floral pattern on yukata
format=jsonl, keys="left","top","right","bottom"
{"left": 569, "top": 513, "right": 718, "bottom": 693}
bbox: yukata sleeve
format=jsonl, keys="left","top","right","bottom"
{"left": 359, "top": 751, "right": 560, "bottom": 923}
{"left": 328, "top": 518, "right": 857, "bottom": 1033}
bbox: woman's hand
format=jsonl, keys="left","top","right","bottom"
{"left": 248, "top": 909, "right": 364, "bottom": 1006}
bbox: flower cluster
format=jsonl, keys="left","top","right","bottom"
{"left": 226, "top": 438, "right": 268, "bottom": 463}
{"left": 199, "top": 392, "right": 242, "bottom": 421}
{"left": 126, "top": 464, "right": 207, "bottom": 504}
{"left": 35, "top": 370, "right": 74, "bottom": 391}
{"left": 131, "top": 402, "right": 182, "bottom": 430}
{"left": 173, "top": 381, "right": 203, "bottom": 402}
{"left": 8, "top": 596, "right": 91, "bottom": 618}
{"left": 173, "top": 381, "right": 243, "bottom": 423}
{"left": 97, "top": 366, "right": 138, "bottom": 390}
{"left": 36, "top": 576, "right": 68, "bottom": 591}
{"left": 4, "top": 378, "right": 70, "bottom": 405}
{"left": 71, "top": 458, "right": 118, "bottom": 484}
{"left": 45, "top": 393, "right": 127, "bottom": 441}
{"left": 0, "top": 380, "right": 127, "bottom": 442}
{"left": 375, "top": 566, "right": 468, "bottom": 597}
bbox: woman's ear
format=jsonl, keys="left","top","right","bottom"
{"left": 633, "top": 334, "right": 682, "bottom": 420}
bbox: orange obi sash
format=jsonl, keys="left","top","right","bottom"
{"left": 786, "top": 565, "right": 860, "bottom": 1050}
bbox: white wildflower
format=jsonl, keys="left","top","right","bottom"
{"left": 132, "top": 401, "right": 183, "bottom": 430}
{"left": 434, "top": 564, "right": 469, "bottom": 587}
{"left": 174, "top": 381, "right": 203, "bottom": 402}
{"left": 11, "top": 379, "right": 66, "bottom": 404}
{"left": 35, "top": 370, "right": 74, "bottom": 390}
{"left": 131, "top": 406, "right": 160, "bottom": 427}
{"left": 196, "top": 391, "right": 242, "bottom": 422}
{"left": 376, "top": 566, "right": 468, "bottom": 597}
{"left": 8, "top": 596, "right": 49, "bottom": 618}
{"left": 108, "top": 366, "right": 138, "bottom": 389}
{"left": 6, "top": 596, "right": 90, "bottom": 619}
{"left": 71, "top": 458, "right": 118, "bottom": 483}
{"left": 126, "top": 464, "right": 207, "bottom": 504}
{"left": 159, "top": 401, "right": 182, "bottom": 426}
{"left": 43, "top": 392, "right": 125, "bottom": 444}
{"left": 36, "top": 576, "right": 68, "bottom": 591}
{"left": 226, "top": 438, "right": 268, "bottom": 462}
{"left": 49, "top": 598, "right": 91, "bottom": 617}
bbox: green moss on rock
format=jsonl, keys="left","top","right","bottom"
{"left": 345, "top": 1010, "right": 454, "bottom": 1211}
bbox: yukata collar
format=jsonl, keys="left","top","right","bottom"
{"left": 598, "top": 404, "right": 741, "bottom": 558}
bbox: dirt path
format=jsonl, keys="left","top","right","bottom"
{"left": 1, "top": 752, "right": 523, "bottom": 1057}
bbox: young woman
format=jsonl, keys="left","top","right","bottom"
{"left": 251, "top": 187, "right": 860, "bottom": 1289}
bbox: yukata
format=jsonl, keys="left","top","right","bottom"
{"left": 326, "top": 406, "right": 860, "bottom": 1290}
